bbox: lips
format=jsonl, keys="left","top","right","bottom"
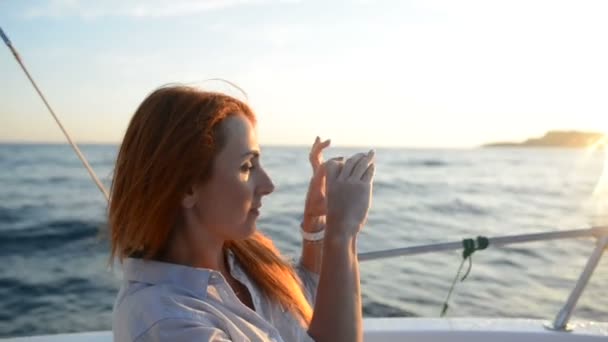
{"left": 249, "top": 204, "right": 261, "bottom": 216}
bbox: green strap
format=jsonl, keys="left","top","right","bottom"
{"left": 440, "top": 236, "right": 489, "bottom": 317}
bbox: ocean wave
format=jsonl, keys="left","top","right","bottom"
{"left": 500, "top": 184, "right": 563, "bottom": 197}
{"left": 0, "top": 276, "right": 94, "bottom": 298}
{"left": 275, "top": 181, "right": 308, "bottom": 194}
{"left": 362, "top": 300, "right": 416, "bottom": 317}
{"left": 390, "top": 159, "right": 449, "bottom": 168}
{"left": 0, "top": 206, "right": 21, "bottom": 224}
{"left": 498, "top": 246, "right": 548, "bottom": 263}
{"left": 373, "top": 180, "right": 430, "bottom": 195}
{"left": 0, "top": 275, "right": 105, "bottom": 337}
{"left": 10, "top": 176, "right": 74, "bottom": 185}
{"left": 428, "top": 198, "right": 487, "bottom": 216}
{"left": 0, "top": 220, "right": 104, "bottom": 256}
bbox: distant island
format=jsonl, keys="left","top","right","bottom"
{"left": 483, "top": 130, "right": 605, "bottom": 148}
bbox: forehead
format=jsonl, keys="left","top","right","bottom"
{"left": 218, "top": 114, "right": 258, "bottom": 156}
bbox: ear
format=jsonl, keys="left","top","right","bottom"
{"left": 181, "top": 185, "right": 197, "bottom": 209}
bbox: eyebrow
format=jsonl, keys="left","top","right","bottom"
{"left": 241, "top": 150, "right": 260, "bottom": 159}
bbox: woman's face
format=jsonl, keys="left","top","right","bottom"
{"left": 183, "top": 114, "right": 275, "bottom": 240}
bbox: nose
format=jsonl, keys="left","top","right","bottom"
{"left": 257, "top": 167, "right": 275, "bottom": 196}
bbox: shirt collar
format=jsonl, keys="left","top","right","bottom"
{"left": 225, "top": 248, "right": 250, "bottom": 283}
{"left": 226, "top": 249, "right": 238, "bottom": 274}
{"left": 123, "top": 257, "right": 214, "bottom": 298}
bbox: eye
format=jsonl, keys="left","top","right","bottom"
{"left": 240, "top": 163, "right": 255, "bottom": 173}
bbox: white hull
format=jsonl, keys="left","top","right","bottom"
{"left": 2, "top": 318, "right": 607, "bottom": 341}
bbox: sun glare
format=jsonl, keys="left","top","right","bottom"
{"left": 588, "top": 131, "right": 608, "bottom": 226}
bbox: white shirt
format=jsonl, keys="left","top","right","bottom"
{"left": 112, "top": 249, "right": 319, "bottom": 342}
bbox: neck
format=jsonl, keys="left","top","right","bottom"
{"left": 162, "top": 209, "right": 230, "bottom": 277}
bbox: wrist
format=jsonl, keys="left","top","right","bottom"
{"left": 300, "top": 227, "right": 325, "bottom": 242}
{"left": 324, "top": 218, "right": 361, "bottom": 244}
{"left": 323, "top": 232, "right": 358, "bottom": 251}
{"left": 302, "top": 215, "right": 326, "bottom": 232}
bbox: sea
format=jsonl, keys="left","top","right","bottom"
{"left": 0, "top": 143, "right": 607, "bottom": 338}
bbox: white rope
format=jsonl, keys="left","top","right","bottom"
{"left": 1, "top": 27, "right": 110, "bottom": 201}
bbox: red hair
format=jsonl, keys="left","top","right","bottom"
{"left": 109, "top": 85, "right": 313, "bottom": 326}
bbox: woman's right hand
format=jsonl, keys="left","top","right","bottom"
{"left": 324, "top": 150, "right": 375, "bottom": 241}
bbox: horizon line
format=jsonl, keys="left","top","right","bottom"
{"left": 0, "top": 140, "right": 481, "bottom": 149}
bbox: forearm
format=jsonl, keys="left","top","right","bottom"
{"left": 300, "top": 215, "right": 325, "bottom": 274}
{"left": 307, "top": 234, "right": 362, "bottom": 342}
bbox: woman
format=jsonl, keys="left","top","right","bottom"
{"left": 110, "top": 85, "right": 375, "bottom": 342}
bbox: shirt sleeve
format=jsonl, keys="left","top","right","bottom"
{"left": 293, "top": 257, "right": 320, "bottom": 307}
{"left": 135, "top": 318, "right": 232, "bottom": 342}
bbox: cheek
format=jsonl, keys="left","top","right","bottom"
{"left": 196, "top": 175, "right": 253, "bottom": 221}
{"left": 227, "top": 177, "right": 254, "bottom": 211}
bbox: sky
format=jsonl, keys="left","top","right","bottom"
{"left": 1, "top": 0, "right": 607, "bottom": 148}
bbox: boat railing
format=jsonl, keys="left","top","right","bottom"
{"left": 2, "top": 25, "right": 606, "bottom": 333}
{"left": 359, "top": 226, "right": 608, "bottom": 330}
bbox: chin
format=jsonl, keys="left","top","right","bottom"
{"left": 232, "top": 222, "right": 257, "bottom": 240}
{"left": 244, "top": 222, "right": 257, "bottom": 237}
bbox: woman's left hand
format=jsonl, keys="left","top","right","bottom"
{"left": 303, "top": 137, "right": 331, "bottom": 220}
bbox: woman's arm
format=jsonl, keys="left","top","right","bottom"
{"left": 307, "top": 234, "right": 361, "bottom": 342}
{"left": 300, "top": 137, "right": 331, "bottom": 275}
{"left": 306, "top": 151, "right": 375, "bottom": 342}
{"left": 300, "top": 215, "right": 325, "bottom": 274}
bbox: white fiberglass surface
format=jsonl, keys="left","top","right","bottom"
{"left": 2, "top": 318, "right": 607, "bottom": 342}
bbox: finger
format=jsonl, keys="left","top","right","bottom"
{"left": 311, "top": 161, "right": 327, "bottom": 186}
{"left": 312, "top": 139, "right": 331, "bottom": 169}
{"left": 310, "top": 156, "right": 320, "bottom": 172}
{"left": 309, "top": 137, "right": 320, "bottom": 158}
{"left": 352, "top": 150, "right": 375, "bottom": 179}
{"left": 311, "top": 138, "right": 330, "bottom": 157}
{"left": 310, "top": 158, "right": 321, "bottom": 172}
{"left": 312, "top": 136, "right": 323, "bottom": 150}
{"left": 319, "top": 139, "right": 331, "bottom": 150}
{"left": 361, "top": 163, "right": 375, "bottom": 183}
{"left": 309, "top": 137, "right": 321, "bottom": 158}
{"left": 325, "top": 159, "right": 342, "bottom": 184}
{"left": 339, "top": 153, "right": 366, "bottom": 181}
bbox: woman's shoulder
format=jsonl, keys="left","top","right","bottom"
{"left": 112, "top": 281, "right": 281, "bottom": 342}
{"left": 112, "top": 282, "right": 220, "bottom": 341}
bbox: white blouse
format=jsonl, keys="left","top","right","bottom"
{"left": 112, "top": 249, "right": 319, "bottom": 342}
